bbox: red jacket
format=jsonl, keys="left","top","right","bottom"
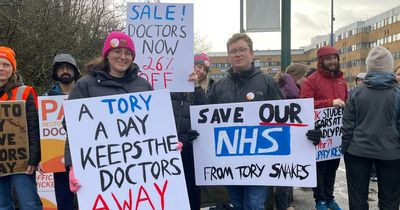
{"left": 300, "top": 68, "right": 348, "bottom": 108}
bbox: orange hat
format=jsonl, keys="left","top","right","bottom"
{"left": 0, "top": 46, "right": 17, "bottom": 72}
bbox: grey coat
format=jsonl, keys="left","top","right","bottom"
{"left": 342, "top": 72, "right": 400, "bottom": 160}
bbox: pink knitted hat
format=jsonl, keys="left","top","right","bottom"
{"left": 194, "top": 52, "right": 211, "bottom": 68}
{"left": 101, "top": 31, "right": 135, "bottom": 59}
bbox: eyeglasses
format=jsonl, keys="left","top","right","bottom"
{"left": 228, "top": 47, "right": 248, "bottom": 56}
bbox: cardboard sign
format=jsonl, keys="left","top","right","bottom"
{"left": 63, "top": 90, "right": 190, "bottom": 210}
{"left": 38, "top": 95, "right": 68, "bottom": 172}
{"left": 314, "top": 107, "right": 343, "bottom": 162}
{"left": 190, "top": 99, "right": 317, "bottom": 187}
{"left": 126, "top": 3, "right": 194, "bottom": 92}
{"left": 0, "top": 100, "right": 29, "bottom": 176}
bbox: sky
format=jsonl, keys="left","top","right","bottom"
{"left": 159, "top": 0, "right": 400, "bottom": 52}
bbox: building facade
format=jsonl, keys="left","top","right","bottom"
{"left": 208, "top": 5, "right": 400, "bottom": 84}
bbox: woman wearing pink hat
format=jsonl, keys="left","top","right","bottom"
{"left": 0, "top": 46, "right": 43, "bottom": 210}
{"left": 64, "top": 31, "right": 153, "bottom": 193}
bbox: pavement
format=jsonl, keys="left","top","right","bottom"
{"left": 202, "top": 159, "right": 382, "bottom": 210}
{"left": 291, "top": 159, "right": 380, "bottom": 210}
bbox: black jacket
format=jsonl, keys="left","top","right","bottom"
{"left": 208, "top": 66, "right": 283, "bottom": 104}
{"left": 64, "top": 65, "right": 153, "bottom": 167}
{"left": 171, "top": 87, "right": 207, "bottom": 151}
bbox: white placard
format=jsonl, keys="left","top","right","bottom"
{"left": 63, "top": 90, "right": 190, "bottom": 210}
{"left": 190, "top": 99, "right": 317, "bottom": 187}
{"left": 314, "top": 107, "right": 343, "bottom": 162}
{"left": 126, "top": 3, "right": 194, "bottom": 92}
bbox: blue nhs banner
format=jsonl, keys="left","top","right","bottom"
{"left": 190, "top": 98, "right": 316, "bottom": 187}
{"left": 214, "top": 125, "right": 290, "bottom": 156}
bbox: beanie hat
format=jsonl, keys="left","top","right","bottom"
{"left": 102, "top": 31, "right": 135, "bottom": 59}
{"left": 286, "top": 63, "right": 307, "bottom": 82}
{"left": 194, "top": 52, "right": 211, "bottom": 69}
{"left": 356, "top": 72, "right": 367, "bottom": 79}
{"left": 52, "top": 54, "right": 81, "bottom": 81}
{"left": 317, "top": 46, "right": 340, "bottom": 62}
{"left": 0, "top": 46, "right": 17, "bottom": 72}
{"left": 366, "top": 46, "right": 394, "bottom": 73}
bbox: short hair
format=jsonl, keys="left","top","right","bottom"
{"left": 286, "top": 63, "right": 307, "bottom": 82}
{"left": 226, "top": 33, "right": 253, "bottom": 52}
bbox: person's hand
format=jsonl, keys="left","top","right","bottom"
{"left": 69, "top": 166, "right": 81, "bottom": 193}
{"left": 26, "top": 165, "right": 37, "bottom": 175}
{"left": 175, "top": 142, "right": 183, "bottom": 152}
{"left": 38, "top": 162, "right": 46, "bottom": 175}
{"left": 332, "top": 99, "right": 345, "bottom": 107}
{"left": 306, "top": 122, "right": 323, "bottom": 146}
{"left": 188, "top": 71, "right": 199, "bottom": 87}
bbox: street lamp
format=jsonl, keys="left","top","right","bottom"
{"left": 330, "top": 0, "right": 335, "bottom": 46}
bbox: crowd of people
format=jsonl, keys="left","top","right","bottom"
{"left": 1, "top": 31, "right": 400, "bottom": 210}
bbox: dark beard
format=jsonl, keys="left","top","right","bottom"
{"left": 321, "top": 62, "right": 339, "bottom": 72}
{"left": 58, "top": 75, "right": 74, "bottom": 84}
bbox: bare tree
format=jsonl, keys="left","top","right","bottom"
{"left": 194, "top": 31, "right": 212, "bottom": 53}
{"left": 0, "top": 0, "right": 125, "bottom": 93}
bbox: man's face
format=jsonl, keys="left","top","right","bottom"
{"left": 227, "top": 39, "right": 253, "bottom": 72}
{"left": 321, "top": 55, "right": 339, "bottom": 72}
{"left": 194, "top": 64, "right": 207, "bottom": 81}
{"left": 55, "top": 63, "right": 75, "bottom": 84}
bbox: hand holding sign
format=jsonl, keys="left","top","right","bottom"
{"left": 69, "top": 166, "right": 81, "bottom": 192}
{"left": 306, "top": 122, "right": 323, "bottom": 146}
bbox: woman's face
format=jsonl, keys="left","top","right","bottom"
{"left": 395, "top": 68, "right": 400, "bottom": 83}
{"left": 107, "top": 48, "right": 134, "bottom": 78}
{"left": 0, "top": 58, "right": 13, "bottom": 84}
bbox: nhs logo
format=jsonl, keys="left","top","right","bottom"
{"left": 214, "top": 125, "right": 291, "bottom": 156}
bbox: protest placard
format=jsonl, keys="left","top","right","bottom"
{"left": 314, "top": 107, "right": 343, "bottom": 162}
{"left": 36, "top": 172, "right": 57, "bottom": 210}
{"left": 38, "top": 95, "right": 68, "bottom": 172}
{"left": 63, "top": 90, "right": 190, "bottom": 210}
{"left": 126, "top": 3, "right": 194, "bottom": 92}
{"left": 190, "top": 98, "right": 316, "bottom": 187}
{"left": 0, "top": 100, "right": 29, "bottom": 176}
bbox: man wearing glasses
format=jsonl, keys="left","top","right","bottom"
{"left": 208, "top": 33, "right": 283, "bottom": 210}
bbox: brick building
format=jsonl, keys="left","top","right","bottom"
{"left": 208, "top": 5, "right": 400, "bottom": 85}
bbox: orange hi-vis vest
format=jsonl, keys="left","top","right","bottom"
{"left": 0, "top": 86, "right": 38, "bottom": 108}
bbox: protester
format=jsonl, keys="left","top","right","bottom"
{"left": 39, "top": 53, "right": 80, "bottom": 210}
{"left": 0, "top": 46, "right": 43, "bottom": 209}
{"left": 170, "top": 55, "right": 209, "bottom": 210}
{"left": 342, "top": 46, "right": 400, "bottom": 210}
{"left": 194, "top": 52, "right": 214, "bottom": 93}
{"left": 300, "top": 46, "right": 347, "bottom": 210}
{"left": 275, "top": 63, "right": 307, "bottom": 210}
{"left": 209, "top": 33, "right": 321, "bottom": 210}
{"left": 63, "top": 31, "right": 153, "bottom": 192}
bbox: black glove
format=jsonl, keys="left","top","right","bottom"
{"left": 178, "top": 129, "right": 199, "bottom": 142}
{"left": 306, "top": 122, "right": 323, "bottom": 146}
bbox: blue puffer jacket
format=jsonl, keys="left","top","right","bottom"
{"left": 342, "top": 72, "right": 400, "bottom": 160}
